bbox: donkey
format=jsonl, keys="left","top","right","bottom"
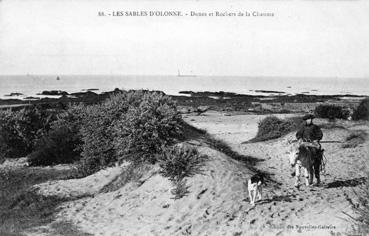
{"left": 289, "top": 143, "right": 315, "bottom": 188}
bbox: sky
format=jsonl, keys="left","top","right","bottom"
{"left": 1, "top": 0, "right": 369, "bottom": 77}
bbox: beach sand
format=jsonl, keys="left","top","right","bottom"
{"left": 20, "top": 111, "right": 368, "bottom": 236}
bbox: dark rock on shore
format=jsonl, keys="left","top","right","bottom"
{"left": 254, "top": 90, "right": 285, "bottom": 94}
{"left": 71, "top": 91, "right": 97, "bottom": 97}
{"left": 37, "top": 90, "right": 69, "bottom": 96}
{"left": 5, "top": 92, "right": 23, "bottom": 96}
{"left": 24, "top": 97, "right": 40, "bottom": 100}
{"left": 82, "top": 88, "right": 99, "bottom": 92}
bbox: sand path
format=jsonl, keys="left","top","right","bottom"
{"left": 186, "top": 112, "right": 368, "bottom": 235}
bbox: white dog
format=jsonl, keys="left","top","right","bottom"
{"left": 248, "top": 174, "right": 265, "bottom": 206}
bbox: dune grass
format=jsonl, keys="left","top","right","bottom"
{"left": 342, "top": 130, "right": 367, "bottom": 148}
{"left": 345, "top": 169, "right": 369, "bottom": 235}
{"left": 99, "top": 163, "right": 155, "bottom": 193}
{"left": 0, "top": 166, "right": 87, "bottom": 236}
{"left": 49, "top": 221, "right": 93, "bottom": 236}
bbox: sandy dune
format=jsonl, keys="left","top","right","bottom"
{"left": 26, "top": 111, "right": 368, "bottom": 236}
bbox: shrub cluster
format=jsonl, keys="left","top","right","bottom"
{"left": 1, "top": 90, "right": 184, "bottom": 177}
{"left": 112, "top": 91, "right": 183, "bottom": 164}
{"left": 0, "top": 105, "right": 59, "bottom": 160}
{"left": 28, "top": 123, "right": 82, "bottom": 166}
{"left": 314, "top": 104, "right": 350, "bottom": 120}
{"left": 342, "top": 130, "right": 367, "bottom": 149}
{"left": 159, "top": 144, "right": 207, "bottom": 199}
{"left": 27, "top": 104, "right": 85, "bottom": 166}
{"left": 251, "top": 116, "right": 302, "bottom": 142}
{"left": 352, "top": 98, "right": 369, "bottom": 121}
{"left": 78, "top": 90, "right": 183, "bottom": 175}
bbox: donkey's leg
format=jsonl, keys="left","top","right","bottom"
{"left": 249, "top": 189, "right": 254, "bottom": 205}
{"left": 314, "top": 159, "right": 321, "bottom": 185}
{"left": 295, "top": 164, "right": 301, "bottom": 188}
{"left": 308, "top": 166, "right": 314, "bottom": 185}
{"left": 303, "top": 167, "right": 310, "bottom": 186}
{"left": 257, "top": 186, "right": 262, "bottom": 201}
{"left": 251, "top": 190, "right": 256, "bottom": 205}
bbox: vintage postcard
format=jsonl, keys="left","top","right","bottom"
{"left": 0, "top": 0, "right": 368, "bottom": 235}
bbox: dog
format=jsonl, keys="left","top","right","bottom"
{"left": 248, "top": 174, "right": 265, "bottom": 206}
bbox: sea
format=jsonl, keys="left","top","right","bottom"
{"left": 0, "top": 75, "right": 368, "bottom": 99}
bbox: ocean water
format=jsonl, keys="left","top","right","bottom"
{"left": 0, "top": 75, "right": 368, "bottom": 99}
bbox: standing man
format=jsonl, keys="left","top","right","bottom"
{"left": 296, "top": 114, "right": 323, "bottom": 185}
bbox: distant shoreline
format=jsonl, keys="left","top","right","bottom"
{"left": 1, "top": 75, "right": 368, "bottom": 99}
{"left": 0, "top": 89, "right": 366, "bottom": 114}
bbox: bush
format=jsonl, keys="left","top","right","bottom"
{"left": 27, "top": 104, "right": 85, "bottom": 166}
{"left": 314, "top": 104, "right": 350, "bottom": 120}
{"left": 77, "top": 91, "right": 144, "bottom": 175}
{"left": 352, "top": 98, "right": 369, "bottom": 121}
{"left": 0, "top": 106, "right": 60, "bottom": 159}
{"left": 0, "top": 110, "right": 28, "bottom": 159}
{"left": 113, "top": 91, "right": 183, "bottom": 164}
{"left": 159, "top": 144, "right": 207, "bottom": 182}
{"left": 28, "top": 125, "right": 82, "bottom": 166}
{"left": 1, "top": 90, "right": 184, "bottom": 176}
{"left": 78, "top": 105, "right": 119, "bottom": 175}
{"left": 78, "top": 90, "right": 183, "bottom": 175}
{"left": 251, "top": 116, "right": 302, "bottom": 142}
{"left": 159, "top": 144, "right": 207, "bottom": 199}
{"left": 342, "top": 130, "right": 367, "bottom": 149}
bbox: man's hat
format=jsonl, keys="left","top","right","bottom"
{"left": 302, "top": 114, "right": 315, "bottom": 120}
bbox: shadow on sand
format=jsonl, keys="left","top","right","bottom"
{"left": 181, "top": 122, "right": 282, "bottom": 185}
{"left": 257, "top": 194, "right": 296, "bottom": 205}
{"left": 181, "top": 122, "right": 262, "bottom": 165}
{"left": 326, "top": 177, "right": 366, "bottom": 189}
{"left": 203, "top": 133, "right": 284, "bottom": 186}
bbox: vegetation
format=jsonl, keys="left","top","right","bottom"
{"left": 342, "top": 130, "right": 367, "bottom": 149}
{"left": 170, "top": 179, "right": 190, "bottom": 200}
{"left": 78, "top": 90, "right": 183, "bottom": 176}
{"left": 250, "top": 116, "right": 302, "bottom": 142}
{"left": 99, "top": 163, "right": 154, "bottom": 193}
{"left": 347, "top": 169, "right": 369, "bottom": 235}
{"left": 0, "top": 90, "right": 184, "bottom": 177}
{"left": 0, "top": 166, "right": 78, "bottom": 235}
{"left": 23, "top": 104, "right": 85, "bottom": 166}
{"left": 112, "top": 91, "right": 183, "bottom": 164}
{"left": 159, "top": 144, "right": 208, "bottom": 199}
{"left": 352, "top": 98, "right": 369, "bottom": 121}
{"left": 0, "top": 105, "right": 60, "bottom": 160}
{"left": 28, "top": 124, "right": 82, "bottom": 166}
{"left": 314, "top": 104, "right": 350, "bottom": 120}
{"left": 0, "top": 90, "right": 187, "bottom": 232}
